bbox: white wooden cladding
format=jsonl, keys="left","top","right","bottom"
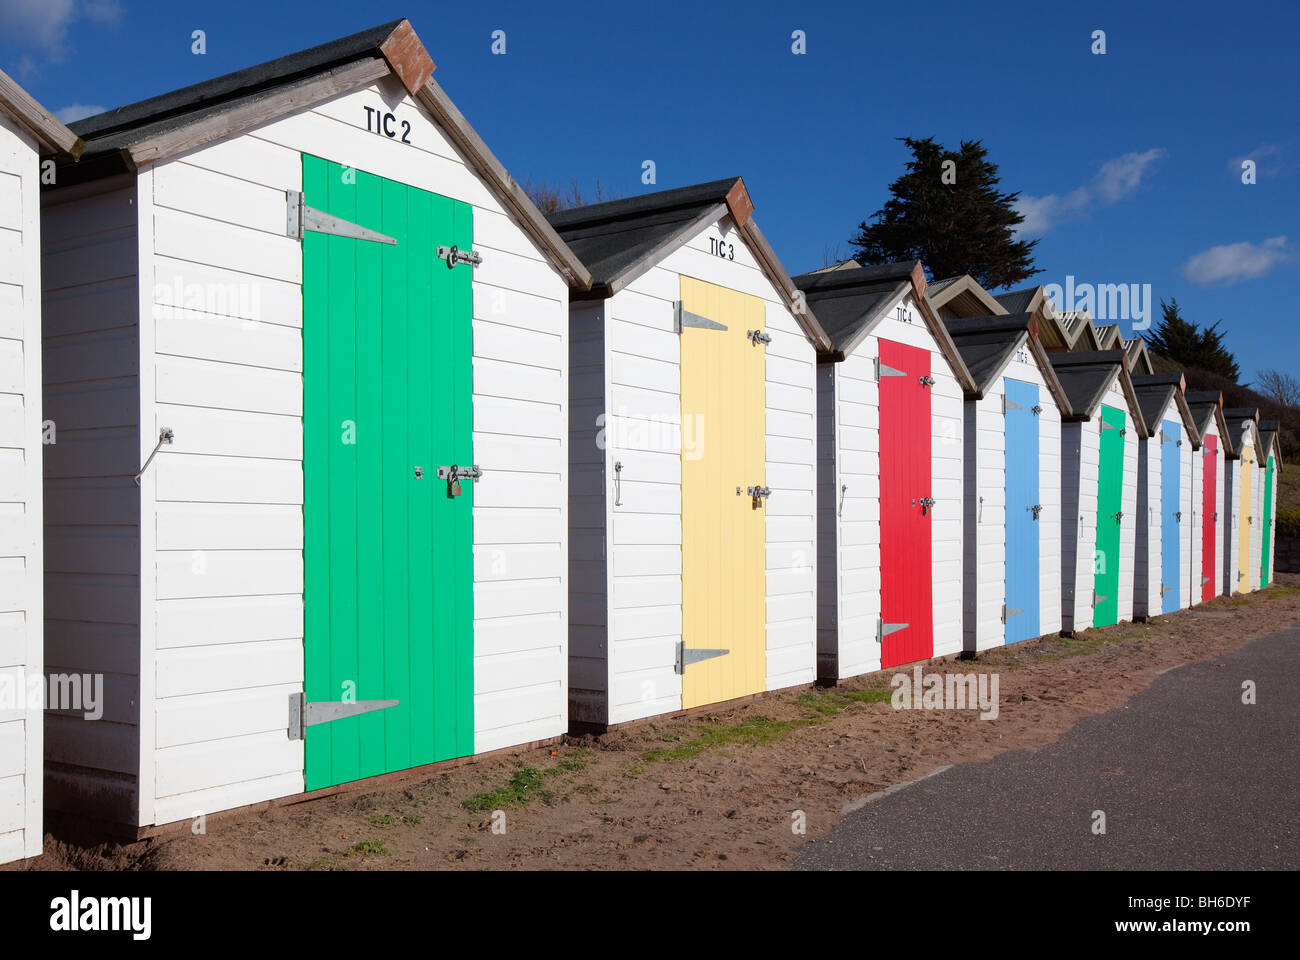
{"left": 819, "top": 292, "right": 965, "bottom": 679}
{"left": 0, "top": 112, "right": 43, "bottom": 863}
{"left": 962, "top": 354, "right": 1063, "bottom": 653}
{"left": 41, "top": 76, "right": 571, "bottom": 827}
{"left": 1061, "top": 375, "right": 1139, "bottom": 634}
{"left": 574, "top": 216, "right": 818, "bottom": 726}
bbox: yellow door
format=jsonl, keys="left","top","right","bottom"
{"left": 1238, "top": 453, "right": 1253, "bottom": 593}
{"left": 679, "top": 276, "right": 766, "bottom": 709}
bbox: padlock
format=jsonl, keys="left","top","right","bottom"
{"left": 448, "top": 477, "right": 462, "bottom": 498}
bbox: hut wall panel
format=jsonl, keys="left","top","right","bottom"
{"left": 140, "top": 78, "right": 570, "bottom": 821}
{"left": 39, "top": 172, "right": 141, "bottom": 825}
{"left": 0, "top": 113, "right": 42, "bottom": 860}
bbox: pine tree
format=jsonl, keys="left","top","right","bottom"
{"left": 849, "top": 137, "right": 1039, "bottom": 289}
{"left": 1144, "top": 298, "right": 1240, "bottom": 381}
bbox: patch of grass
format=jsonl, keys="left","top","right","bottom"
{"left": 462, "top": 749, "right": 592, "bottom": 812}
{"left": 842, "top": 688, "right": 892, "bottom": 704}
{"left": 464, "top": 766, "right": 547, "bottom": 812}
{"left": 372, "top": 813, "right": 421, "bottom": 828}
{"left": 342, "top": 838, "right": 389, "bottom": 858}
{"left": 642, "top": 714, "right": 804, "bottom": 763}
{"left": 300, "top": 856, "right": 342, "bottom": 871}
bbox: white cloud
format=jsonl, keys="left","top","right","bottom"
{"left": 1015, "top": 148, "right": 1166, "bottom": 236}
{"left": 0, "top": 0, "right": 120, "bottom": 59}
{"left": 1228, "top": 142, "right": 1283, "bottom": 178}
{"left": 1182, "top": 236, "right": 1292, "bottom": 286}
{"left": 54, "top": 103, "right": 104, "bottom": 123}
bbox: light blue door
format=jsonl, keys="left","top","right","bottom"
{"left": 1160, "top": 419, "right": 1182, "bottom": 613}
{"left": 1004, "top": 379, "right": 1040, "bottom": 644}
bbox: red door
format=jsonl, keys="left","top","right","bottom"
{"left": 1201, "top": 435, "right": 1217, "bottom": 601}
{"left": 878, "top": 338, "right": 933, "bottom": 668}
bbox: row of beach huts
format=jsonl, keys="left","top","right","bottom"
{"left": 0, "top": 20, "right": 1284, "bottom": 860}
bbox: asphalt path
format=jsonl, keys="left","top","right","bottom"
{"left": 796, "top": 624, "right": 1300, "bottom": 869}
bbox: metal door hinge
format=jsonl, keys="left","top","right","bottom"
{"left": 747, "top": 329, "right": 772, "bottom": 345}
{"left": 877, "top": 618, "right": 909, "bottom": 643}
{"left": 437, "top": 244, "right": 481, "bottom": 268}
{"left": 1001, "top": 604, "right": 1023, "bottom": 623}
{"left": 1093, "top": 590, "right": 1109, "bottom": 607}
{"left": 875, "top": 358, "right": 906, "bottom": 380}
{"left": 1201, "top": 576, "right": 1212, "bottom": 584}
{"left": 287, "top": 190, "right": 396, "bottom": 245}
{"left": 1004, "top": 395, "right": 1022, "bottom": 413}
{"left": 1160, "top": 582, "right": 1172, "bottom": 596}
{"left": 675, "top": 642, "right": 728, "bottom": 674}
{"left": 288, "top": 692, "right": 399, "bottom": 740}
{"left": 674, "top": 301, "right": 726, "bottom": 333}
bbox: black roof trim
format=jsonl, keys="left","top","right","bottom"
{"left": 70, "top": 20, "right": 404, "bottom": 148}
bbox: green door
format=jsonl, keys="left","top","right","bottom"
{"left": 1093, "top": 404, "right": 1126, "bottom": 627}
{"left": 302, "top": 155, "right": 474, "bottom": 790}
{"left": 1261, "top": 455, "right": 1274, "bottom": 587}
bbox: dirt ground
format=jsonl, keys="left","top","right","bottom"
{"left": 11, "top": 573, "right": 1299, "bottom": 871}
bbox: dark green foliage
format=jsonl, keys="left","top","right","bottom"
{"left": 849, "top": 137, "right": 1039, "bottom": 289}
{"left": 1144, "top": 298, "right": 1240, "bottom": 381}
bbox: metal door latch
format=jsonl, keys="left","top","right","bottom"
{"left": 918, "top": 375, "right": 936, "bottom": 387}
{"left": 747, "top": 329, "right": 772, "bottom": 344}
{"left": 919, "top": 496, "right": 936, "bottom": 515}
{"left": 675, "top": 641, "right": 728, "bottom": 674}
{"left": 1031, "top": 504, "right": 1043, "bottom": 519}
{"left": 437, "top": 463, "right": 482, "bottom": 497}
{"left": 1115, "top": 511, "right": 1124, "bottom": 521}
{"left": 413, "top": 466, "right": 424, "bottom": 479}
{"left": 1031, "top": 404, "right": 1043, "bottom": 414}
{"left": 288, "top": 692, "right": 399, "bottom": 740}
{"left": 614, "top": 460, "right": 623, "bottom": 506}
{"left": 747, "top": 485, "right": 772, "bottom": 509}
{"left": 1175, "top": 511, "right": 1182, "bottom": 521}
{"left": 1213, "top": 512, "right": 1219, "bottom": 521}
{"left": 437, "top": 245, "right": 482, "bottom": 268}
{"left": 134, "top": 427, "right": 175, "bottom": 486}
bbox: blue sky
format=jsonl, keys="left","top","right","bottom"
{"left": 4, "top": 0, "right": 1296, "bottom": 385}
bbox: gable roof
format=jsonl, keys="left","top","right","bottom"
{"left": 990, "top": 285, "right": 1070, "bottom": 351}
{"left": 548, "top": 177, "right": 829, "bottom": 350}
{"left": 1222, "top": 407, "right": 1259, "bottom": 458}
{"left": 50, "top": 20, "right": 590, "bottom": 289}
{"left": 1130, "top": 372, "right": 1198, "bottom": 444}
{"left": 1095, "top": 323, "right": 1122, "bottom": 349}
{"left": 1184, "top": 390, "right": 1233, "bottom": 456}
{"left": 1123, "top": 337, "right": 1154, "bottom": 375}
{"left": 941, "top": 313, "right": 1030, "bottom": 395}
{"left": 926, "top": 274, "right": 1007, "bottom": 319}
{"left": 1050, "top": 349, "right": 1146, "bottom": 436}
{"left": 1257, "top": 420, "right": 1285, "bottom": 470}
{"left": 0, "top": 68, "right": 83, "bottom": 157}
{"left": 791, "top": 261, "right": 977, "bottom": 393}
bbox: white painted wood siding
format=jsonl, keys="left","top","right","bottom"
{"left": 829, "top": 292, "right": 964, "bottom": 675}
{"left": 1135, "top": 431, "right": 1160, "bottom": 619}
{"left": 600, "top": 215, "right": 817, "bottom": 723}
{"left": 1061, "top": 420, "right": 1098, "bottom": 634}
{"left": 140, "top": 76, "right": 570, "bottom": 824}
{"left": 964, "top": 353, "right": 1062, "bottom": 652}
{"left": 1112, "top": 378, "right": 1139, "bottom": 625}
{"left": 40, "top": 175, "right": 142, "bottom": 827}
{"left": 0, "top": 113, "right": 44, "bottom": 863}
